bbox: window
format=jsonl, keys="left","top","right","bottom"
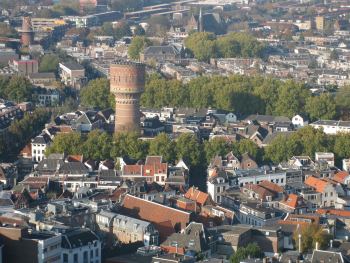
{"left": 90, "top": 250, "right": 93, "bottom": 258}
{"left": 63, "top": 254, "right": 68, "bottom": 263}
{"left": 95, "top": 248, "right": 99, "bottom": 257}
{"left": 43, "top": 248, "right": 47, "bottom": 253}
{"left": 83, "top": 251, "right": 88, "bottom": 263}
{"left": 74, "top": 254, "right": 78, "bottom": 263}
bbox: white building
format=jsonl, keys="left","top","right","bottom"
{"left": 31, "top": 133, "right": 52, "bottom": 162}
{"left": 61, "top": 229, "right": 101, "bottom": 263}
{"left": 315, "top": 152, "right": 335, "bottom": 167}
{"left": 343, "top": 159, "right": 350, "bottom": 171}
{"left": 207, "top": 172, "right": 230, "bottom": 204}
{"left": 310, "top": 120, "right": 350, "bottom": 134}
{"left": 59, "top": 62, "right": 85, "bottom": 89}
{"left": 292, "top": 114, "right": 308, "bottom": 128}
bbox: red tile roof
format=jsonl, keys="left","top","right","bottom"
{"left": 122, "top": 194, "right": 191, "bottom": 241}
{"left": 67, "top": 155, "right": 83, "bottom": 163}
{"left": 243, "top": 184, "right": 274, "bottom": 201}
{"left": 259, "top": 180, "right": 284, "bottom": 194}
{"left": 333, "top": 171, "right": 349, "bottom": 184}
{"left": 122, "top": 163, "right": 168, "bottom": 177}
{"left": 316, "top": 209, "right": 350, "bottom": 217}
{"left": 281, "top": 194, "right": 302, "bottom": 209}
{"left": 184, "top": 187, "right": 209, "bottom": 206}
{"left": 304, "top": 176, "right": 329, "bottom": 193}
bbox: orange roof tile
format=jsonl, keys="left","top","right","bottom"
{"left": 184, "top": 187, "right": 209, "bottom": 206}
{"left": 259, "top": 180, "right": 284, "bottom": 194}
{"left": 282, "top": 194, "right": 301, "bottom": 209}
{"left": 333, "top": 171, "right": 349, "bottom": 184}
{"left": 67, "top": 155, "right": 83, "bottom": 162}
{"left": 316, "top": 209, "right": 350, "bottom": 217}
{"left": 304, "top": 176, "right": 329, "bottom": 193}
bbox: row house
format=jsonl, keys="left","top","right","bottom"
{"left": 304, "top": 176, "right": 338, "bottom": 207}
{"left": 96, "top": 210, "right": 159, "bottom": 246}
{"left": 121, "top": 156, "right": 168, "bottom": 185}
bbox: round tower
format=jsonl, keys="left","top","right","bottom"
{"left": 20, "top": 17, "right": 34, "bottom": 47}
{"left": 110, "top": 61, "right": 145, "bottom": 134}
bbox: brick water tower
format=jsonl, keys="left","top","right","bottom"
{"left": 20, "top": 16, "right": 34, "bottom": 47}
{"left": 110, "top": 61, "right": 145, "bottom": 134}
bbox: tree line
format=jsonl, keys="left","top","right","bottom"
{"left": 0, "top": 109, "right": 51, "bottom": 160}
{"left": 80, "top": 74, "right": 349, "bottom": 121}
{"left": 141, "top": 74, "right": 341, "bottom": 120}
{"left": 184, "top": 32, "right": 268, "bottom": 62}
{"left": 45, "top": 125, "right": 350, "bottom": 168}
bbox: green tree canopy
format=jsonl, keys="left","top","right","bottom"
{"left": 175, "top": 133, "right": 202, "bottom": 167}
{"left": 0, "top": 76, "right": 33, "bottom": 102}
{"left": 46, "top": 132, "right": 83, "bottom": 156}
{"left": 128, "top": 36, "right": 152, "bottom": 60}
{"left": 149, "top": 133, "right": 176, "bottom": 163}
{"left": 82, "top": 130, "right": 112, "bottom": 160}
{"left": 230, "top": 243, "right": 263, "bottom": 263}
{"left": 39, "top": 54, "right": 59, "bottom": 73}
{"left": 184, "top": 32, "right": 217, "bottom": 62}
{"left": 293, "top": 224, "right": 332, "bottom": 253}
{"left": 305, "top": 93, "right": 336, "bottom": 121}
{"left": 80, "top": 78, "right": 114, "bottom": 110}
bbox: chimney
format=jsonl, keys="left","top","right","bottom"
{"left": 330, "top": 240, "right": 333, "bottom": 248}
{"left": 298, "top": 234, "right": 302, "bottom": 253}
{"left": 315, "top": 242, "right": 319, "bottom": 250}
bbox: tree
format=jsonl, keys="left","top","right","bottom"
{"left": 80, "top": 78, "right": 114, "bottom": 110}
{"left": 204, "top": 138, "right": 233, "bottom": 163}
{"left": 293, "top": 224, "right": 332, "bottom": 253}
{"left": 230, "top": 243, "right": 263, "bottom": 263}
{"left": 333, "top": 133, "right": 350, "bottom": 164}
{"left": 146, "top": 16, "right": 170, "bottom": 37}
{"left": 238, "top": 139, "right": 260, "bottom": 162}
{"left": 149, "top": 133, "right": 176, "bottom": 163}
{"left": 39, "top": 54, "right": 59, "bottom": 73}
{"left": 273, "top": 80, "right": 310, "bottom": 118}
{"left": 128, "top": 36, "right": 152, "bottom": 60}
{"left": 184, "top": 32, "right": 217, "bottom": 62}
{"left": 5, "top": 76, "right": 33, "bottom": 102}
{"left": 111, "top": 132, "right": 148, "bottom": 161}
{"left": 46, "top": 132, "right": 83, "bottom": 156}
{"left": 264, "top": 134, "right": 301, "bottom": 163}
{"left": 305, "top": 93, "right": 336, "bottom": 121}
{"left": 82, "top": 130, "right": 112, "bottom": 160}
{"left": 175, "top": 133, "right": 202, "bottom": 167}
{"left": 335, "top": 86, "right": 350, "bottom": 119}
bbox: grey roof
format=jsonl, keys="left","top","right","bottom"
{"left": 311, "top": 250, "right": 345, "bottom": 263}
{"left": 245, "top": 114, "right": 290, "bottom": 123}
{"left": 60, "top": 62, "right": 84, "bottom": 71}
{"left": 311, "top": 120, "right": 350, "bottom": 127}
{"left": 161, "top": 222, "right": 210, "bottom": 253}
{"left": 29, "top": 72, "right": 56, "bottom": 79}
{"left": 32, "top": 133, "right": 52, "bottom": 145}
{"left": 113, "top": 213, "right": 153, "bottom": 233}
{"left": 143, "top": 45, "right": 180, "bottom": 56}
{"left": 59, "top": 162, "right": 89, "bottom": 175}
{"left": 262, "top": 131, "right": 295, "bottom": 145}
{"left": 36, "top": 159, "right": 64, "bottom": 172}
{"left": 61, "top": 228, "right": 99, "bottom": 249}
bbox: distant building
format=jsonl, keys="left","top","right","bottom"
{"left": 31, "top": 133, "right": 52, "bottom": 162}
{"left": 0, "top": 225, "right": 61, "bottom": 263}
{"left": 315, "top": 16, "right": 325, "bottom": 31}
{"left": 11, "top": 59, "right": 38, "bottom": 76}
{"left": 61, "top": 228, "right": 101, "bottom": 263}
{"left": 310, "top": 120, "right": 350, "bottom": 134}
{"left": 59, "top": 62, "right": 86, "bottom": 89}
